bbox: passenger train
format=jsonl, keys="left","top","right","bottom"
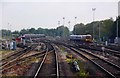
{"left": 16, "top": 34, "right": 45, "bottom": 42}
{"left": 22, "top": 34, "right": 45, "bottom": 39}
{"left": 69, "top": 34, "right": 93, "bottom": 43}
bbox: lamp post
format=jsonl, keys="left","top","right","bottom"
{"left": 68, "top": 21, "right": 70, "bottom": 30}
{"left": 74, "top": 17, "right": 77, "bottom": 35}
{"left": 63, "top": 17, "right": 65, "bottom": 37}
{"left": 8, "top": 23, "right": 12, "bottom": 40}
{"left": 58, "top": 21, "right": 60, "bottom": 26}
{"left": 92, "top": 8, "right": 96, "bottom": 42}
{"left": 75, "top": 17, "right": 77, "bottom": 24}
{"left": 68, "top": 21, "right": 71, "bottom": 35}
{"left": 7, "top": 23, "right": 10, "bottom": 39}
{"left": 10, "top": 25, "right": 12, "bottom": 40}
{"left": 98, "top": 22, "right": 102, "bottom": 43}
{"left": 116, "top": 16, "right": 119, "bottom": 46}
{"left": 63, "top": 17, "right": 65, "bottom": 26}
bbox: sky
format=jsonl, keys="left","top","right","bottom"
{"left": 0, "top": 0, "right": 119, "bottom": 31}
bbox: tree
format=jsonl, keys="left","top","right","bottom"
{"left": 12, "top": 31, "right": 20, "bottom": 38}
{"left": 20, "top": 29, "right": 28, "bottom": 35}
{"left": 12, "top": 31, "right": 19, "bottom": 35}
{"left": 73, "top": 23, "right": 85, "bottom": 35}
{"left": 72, "top": 18, "right": 114, "bottom": 41}
{"left": 110, "top": 16, "right": 120, "bottom": 42}
{"left": 28, "top": 28, "right": 36, "bottom": 34}
{"left": 100, "top": 19, "right": 114, "bottom": 41}
{"left": 56, "top": 26, "right": 69, "bottom": 37}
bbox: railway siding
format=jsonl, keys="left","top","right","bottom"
{"left": 34, "top": 43, "right": 59, "bottom": 78}
{"left": 70, "top": 47, "right": 120, "bottom": 78}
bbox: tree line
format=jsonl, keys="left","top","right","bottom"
{"left": 73, "top": 16, "right": 120, "bottom": 42}
{"left": 1, "top": 16, "right": 120, "bottom": 42}
{"left": 1, "top": 26, "right": 69, "bottom": 38}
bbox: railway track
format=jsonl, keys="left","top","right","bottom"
{"left": 103, "top": 45, "right": 120, "bottom": 52}
{"left": 68, "top": 47, "right": 120, "bottom": 78}
{"left": 50, "top": 41, "right": 120, "bottom": 78}
{"left": 34, "top": 43, "right": 59, "bottom": 78}
{"left": 80, "top": 48, "right": 120, "bottom": 66}
{"left": 77, "top": 44, "right": 120, "bottom": 58}
{"left": 105, "top": 48, "right": 120, "bottom": 57}
{"left": 2, "top": 51, "right": 46, "bottom": 72}
{"left": 1, "top": 42, "right": 48, "bottom": 76}
{"left": 72, "top": 43, "right": 120, "bottom": 67}
{"left": 0, "top": 43, "right": 37, "bottom": 61}
{"left": 0, "top": 43, "right": 39, "bottom": 70}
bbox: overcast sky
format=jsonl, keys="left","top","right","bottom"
{"left": 0, "top": 0, "right": 119, "bottom": 31}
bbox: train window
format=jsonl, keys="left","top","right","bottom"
{"left": 86, "top": 36, "right": 91, "bottom": 39}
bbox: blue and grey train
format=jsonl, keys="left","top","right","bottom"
{"left": 69, "top": 34, "right": 93, "bottom": 43}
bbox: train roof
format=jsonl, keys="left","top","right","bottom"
{"left": 22, "top": 34, "right": 45, "bottom": 38}
{"left": 70, "top": 34, "right": 92, "bottom": 37}
{"left": 23, "top": 34, "right": 45, "bottom": 36}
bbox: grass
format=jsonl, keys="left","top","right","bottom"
{"left": 60, "top": 46, "right": 89, "bottom": 77}
{"left": 75, "top": 59, "right": 89, "bottom": 78}
{"left": 60, "top": 47, "right": 66, "bottom": 52}
{"left": 0, "top": 50, "right": 13, "bottom": 58}
{"left": 0, "top": 50, "right": 12, "bottom": 54}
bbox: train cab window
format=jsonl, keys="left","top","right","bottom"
{"left": 86, "top": 36, "right": 91, "bottom": 39}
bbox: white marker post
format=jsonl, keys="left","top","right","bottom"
{"left": 102, "top": 46, "right": 105, "bottom": 56}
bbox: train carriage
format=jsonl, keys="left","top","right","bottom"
{"left": 69, "top": 34, "right": 93, "bottom": 43}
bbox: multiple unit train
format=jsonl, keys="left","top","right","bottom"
{"left": 16, "top": 34, "right": 45, "bottom": 42}
{"left": 22, "top": 34, "right": 45, "bottom": 39}
{"left": 16, "top": 34, "right": 92, "bottom": 44}
{"left": 69, "top": 34, "right": 93, "bottom": 43}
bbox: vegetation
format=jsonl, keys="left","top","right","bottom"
{"left": 75, "top": 59, "right": 89, "bottom": 78}
{"left": 1, "top": 16, "right": 120, "bottom": 42}
{"left": 73, "top": 17, "right": 120, "bottom": 42}
{"left": 1, "top": 25, "right": 69, "bottom": 38}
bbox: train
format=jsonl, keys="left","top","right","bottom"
{"left": 69, "top": 34, "right": 93, "bottom": 43}
{"left": 16, "top": 34, "right": 45, "bottom": 43}
{"left": 22, "top": 34, "right": 45, "bottom": 39}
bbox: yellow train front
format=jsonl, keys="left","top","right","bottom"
{"left": 84, "top": 35, "right": 93, "bottom": 43}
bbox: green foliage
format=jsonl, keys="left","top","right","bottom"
{"left": 56, "top": 26, "right": 69, "bottom": 37}
{"left": 73, "top": 23, "right": 85, "bottom": 35}
{"left": 1, "top": 26, "right": 69, "bottom": 38}
{"left": 72, "top": 18, "right": 115, "bottom": 41}
{"left": 1, "top": 17, "right": 119, "bottom": 41}
{"left": 75, "top": 59, "right": 89, "bottom": 78}
{"left": 110, "top": 16, "right": 120, "bottom": 39}
{"left": 1, "top": 29, "right": 12, "bottom": 39}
